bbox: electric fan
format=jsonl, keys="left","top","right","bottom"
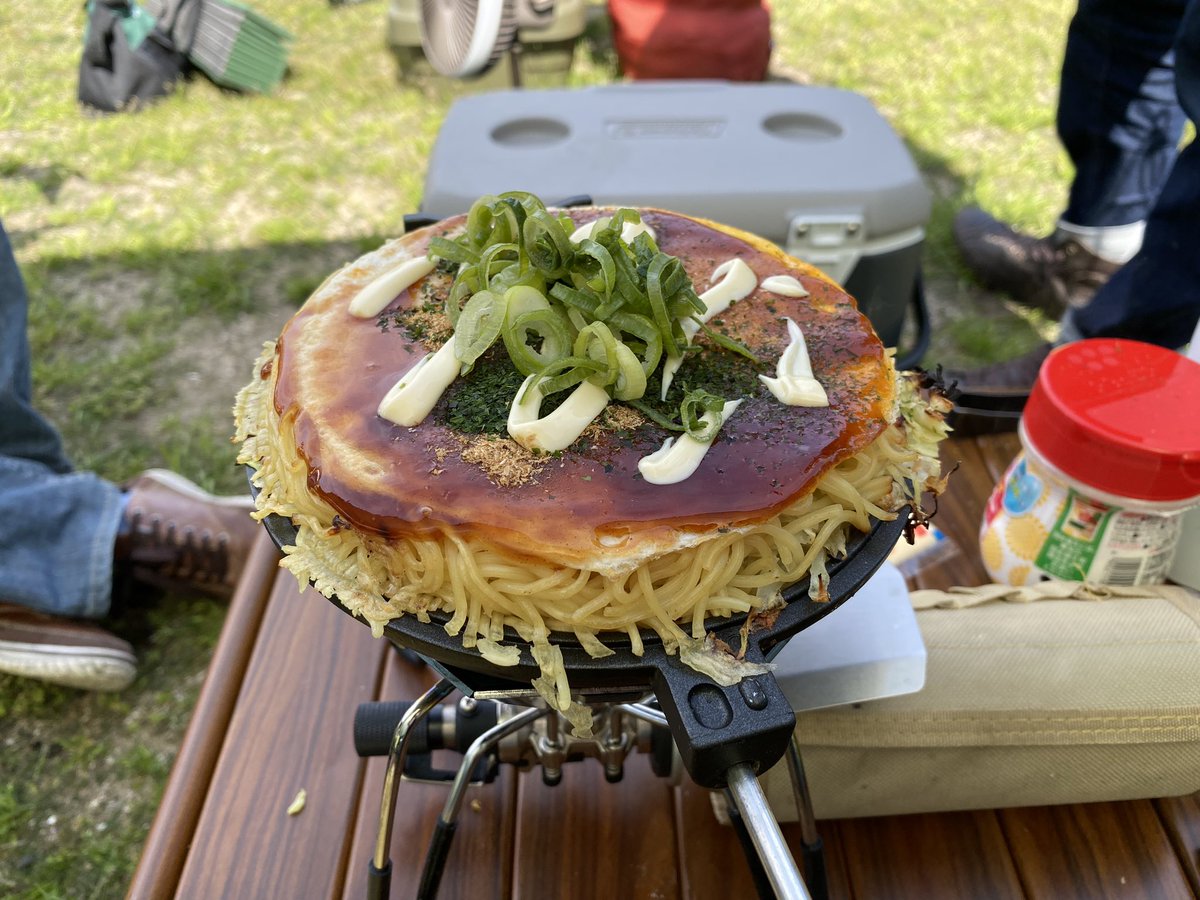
{"left": 418, "top": 0, "right": 557, "bottom": 79}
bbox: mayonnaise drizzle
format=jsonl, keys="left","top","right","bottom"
{"left": 660, "top": 258, "right": 758, "bottom": 399}
{"left": 378, "top": 340, "right": 462, "bottom": 426}
{"left": 569, "top": 217, "right": 657, "bottom": 245}
{"left": 638, "top": 400, "right": 743, "bottom": 485}
{"left": 760, "top": 274, "right": 809, "bottom": 297}
{"left": 508, "top": 375, "right": 610, "bottom": 452}
{"left": 349, "top": 257, "right": 437, "bottom": 319}
{"left": 758, "top": 318, "right": 829, "bottom": 407}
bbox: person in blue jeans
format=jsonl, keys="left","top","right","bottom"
{"left": 951, "top": 0, "right": 1200, "bottom": 391}
{"left": 0, "top": 222, "right": 259, "bottom": 691}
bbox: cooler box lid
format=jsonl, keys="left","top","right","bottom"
{"left": 420, "top": 81, "right": 931, "bottom": 246}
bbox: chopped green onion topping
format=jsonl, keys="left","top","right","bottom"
{"left": 428, "top": 192, "right": 760, "bottom": 433}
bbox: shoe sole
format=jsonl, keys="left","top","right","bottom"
{"left": 139, "top": 469, "right": 254, "bottom": 509}
{"left": 0, "top": 642, "right": 136, "bottom": 691}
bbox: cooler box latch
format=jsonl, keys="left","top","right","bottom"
{"left": 786, "top": 213, "right": 866, "bottom": 286}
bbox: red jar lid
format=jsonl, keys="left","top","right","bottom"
{"left": 1022, "top": 339, "right": 1200, "bottom": 503}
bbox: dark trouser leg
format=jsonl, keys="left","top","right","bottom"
{"left": 1058, "top": 0, "right": 1190, "bottom": 226}
{"left": 1071, "top": 0, "right": 1200, "bottom": 346}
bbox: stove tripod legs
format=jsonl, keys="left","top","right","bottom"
{"left": 724, "top": 735, "right": 827, "bottom": 900}
{"left": 368, "top": 678, "right": 455, "bottom": 900}
{"left": 786, "top": 736, "right": 828, "bottom": 900}
{"left": 416, "top": 705, "right": 548, "bottom": 899}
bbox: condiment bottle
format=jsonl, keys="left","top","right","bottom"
{"left": 980, "top": 339, "right": 1200, "bottom": 587}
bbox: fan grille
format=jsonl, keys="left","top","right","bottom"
{"left": 420, "top": 0, "right": 518, "bottom": 78}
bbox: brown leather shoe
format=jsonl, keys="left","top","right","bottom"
{"left": 953, "top": 208, "right": 1120, "bottom": 316}
{"left": 117, "top": 469, "right": 258, "bottom": 598}
{"left": 0, "top": 603, "right": 136, "bottom": 691}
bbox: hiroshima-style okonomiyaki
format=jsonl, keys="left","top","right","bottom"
{"left": 234, "top": 192, "right": 949, "bottom": 717}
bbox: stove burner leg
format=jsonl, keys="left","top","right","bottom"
{"left": 368, "top": 678, "right": 455, "bottom": 900}
{"left": 786, "top": 737, "right": 828, "bottom": 900}
{"left": 725, "top": 786, "right": 778, "bottom": 899}
{"left": 726, "top": 763, "right": 813, "bottom": 900}
{"left": 417, "top": 706, "right": 548, "bottom": 900}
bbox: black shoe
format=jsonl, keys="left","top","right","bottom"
{"left": 944, "top": 343, "right": 1054, "bottom": 434}
{"left": 952, "top": 208, "right": 1120, "bottom": 317}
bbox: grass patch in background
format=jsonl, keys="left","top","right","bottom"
{"left": 0, "top": 0, "right": 1076, "bottom": 893}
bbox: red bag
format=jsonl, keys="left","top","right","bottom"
{"left": 609, "top": 0, "right": 772, "bottom": 81}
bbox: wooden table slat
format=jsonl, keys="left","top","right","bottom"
{"left": 1155, "top": 794, "right": 1200, "bottom": 897}
{"left": 834, "top": 809, "right": 1025, "bottom": 900}
{"left": 127, "top": 531, "right": 279, "bottom": 900}
{"left": 1000, "top": 802, "right": 1195, "bottom": 900}
{"left": 173, "top": 584, "right": 388, "bottom": 898}
{"left": 512, "top": 755, "right": 681, "bottom": 900}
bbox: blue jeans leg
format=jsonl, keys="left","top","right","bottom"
{"left": 1071, "top": 0, "right": 1200, "bottom": 346}
{"left": 0, "top": 223, "right": 122, "bottom": 618}
{"left": 1058, "top": 0, "right": 1191, "bottom": 226}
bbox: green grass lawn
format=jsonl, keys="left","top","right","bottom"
{"left": 0, "top": 0, "right": 1074, "bottom": 894}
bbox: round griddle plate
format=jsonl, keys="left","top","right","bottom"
{"left": 253, "top": 473, "right": 910, "bottom": 788}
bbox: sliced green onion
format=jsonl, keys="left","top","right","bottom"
{"left": 506, "top": 308, "right": 572, "bottom": 375}
{"left": 645, "top": 254, "right": 679, "bottom": 357}
{"left": 478, "top": 241, "right": 520, "bottom": 279}
{"left": 467, "top": 196, "right": 519, "bottom": 248}
{"left": 574, "top": 321, "right": 621, "bottom": 385}
{"left": 564, "top": 306, "right": 589, "bottom": 334}
{"left": 501, "top": 285, "right": 571, "bottom": 376}
{"left": 697, "top": 320, "right": 761, "bottom": 362}
{"left": 680, "top": 388, "right": 727, "bottom": 441}
{"left": 445, "top": 265, "right": 481, "bottom": 325}
{"left": 610, "top": 341, "right": 647, "bottom": 401}
{"left": 534, "top": 355, "right": 606, "bottom": 397}
{"left": 549, "top": 282, "right": 600, "bottom": 317}
{"left": 574, "top": 238, "right": 616, "bottom": 298}
{"left": 609, "top": 312, "right": 663, "bottom": 374}
{"left": 628, "top": 399, "right": 688, "bottom": 432}
{"left": 428, "top": 235, "right": 477, "bottom": 265}
{"left": 523, "top": 209, "right": 575, "bottom": 280}
{"left": 454, "top": 289, "right": 507, "bottom": 374}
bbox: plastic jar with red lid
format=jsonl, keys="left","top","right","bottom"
{"left": 980, "top": 338, "right": 1200, "bottom": 587}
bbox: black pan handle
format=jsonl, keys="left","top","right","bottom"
{"left": 651, "top": 655, "right": 796, "bottom": 790}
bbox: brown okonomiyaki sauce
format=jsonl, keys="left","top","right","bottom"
{"left": 271, "top": 210, "right": 890, "bottom": 564}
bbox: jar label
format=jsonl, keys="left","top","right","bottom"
{"left": 981, "top": 453, "right": 1184, "bottom": 587}
{"left": 1035, "top": 489, "right": 1181, "bottom": 585}
{"left": 1034, "top": 491, "right": 1114, "bottom": 579}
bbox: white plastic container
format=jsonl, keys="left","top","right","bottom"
{"left": 980, "top": 339, "right": 1200, "bottom": 587}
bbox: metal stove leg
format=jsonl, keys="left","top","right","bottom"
{"left": 368, "top": 678, "right": 455, "bottom": 900}
{"left": 416, "top": 706, "right": 548, "bottom": 900}
{"left": 786, "top": 737, "right": 828, "bottom": 900}
{"left": 726, "top": 763, "right": 813, "bottom": 900}
{"left": 724, "top": 786, "right": 778, "bottom": 900}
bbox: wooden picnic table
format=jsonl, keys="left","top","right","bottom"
{"left": 127, "top": 431, "right": 1200, "bottom": 899}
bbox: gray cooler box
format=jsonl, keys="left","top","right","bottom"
{"left": 418, "top": 81, "right": 931, "bottom": 349}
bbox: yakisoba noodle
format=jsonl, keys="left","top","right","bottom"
{"left": 234, "top": 203, "right": 949, "bottom": 726}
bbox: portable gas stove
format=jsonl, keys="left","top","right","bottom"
{"left": 257, "top": 495, "right": 913, "bottom": 900}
